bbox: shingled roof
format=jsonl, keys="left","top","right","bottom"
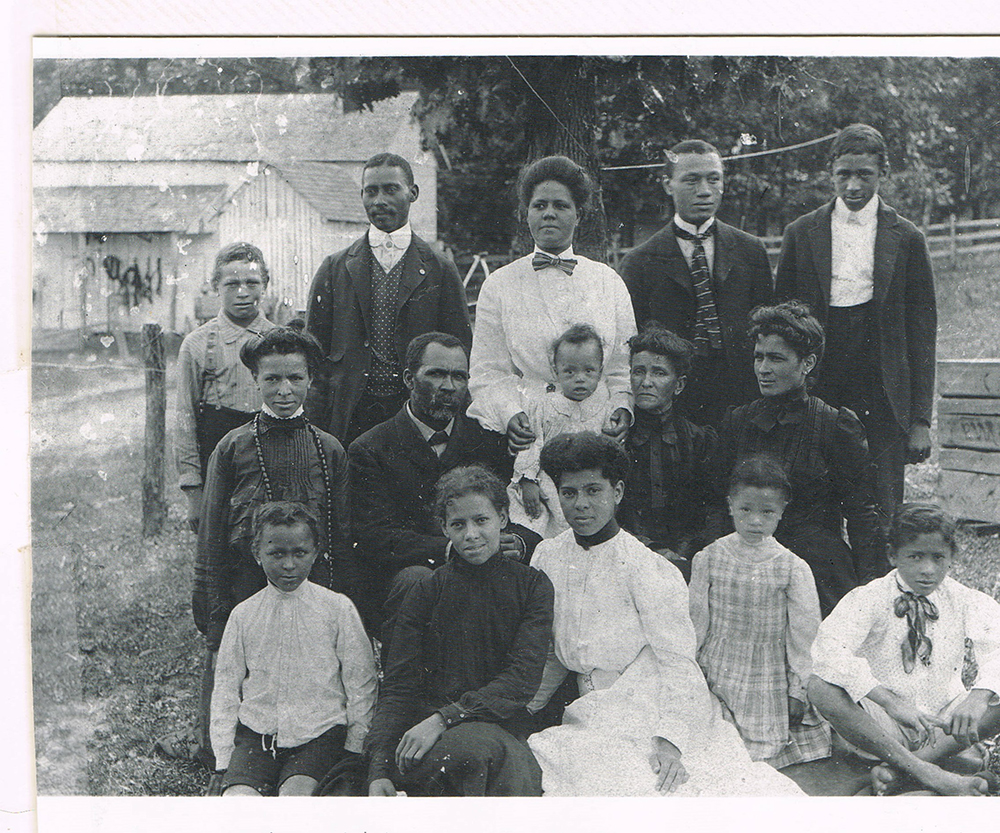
{"left": 33, "top": 185, "right": 225, "bottom": 233}
{"left": 269, "top": 162, "right": 367, "bottom": 224}
{"left": 33, "top": 91, "right": 419, "bottom": 163}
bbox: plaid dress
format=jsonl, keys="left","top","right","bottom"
{"left": 690, "top": 533, "right": 831, "bottom": 768}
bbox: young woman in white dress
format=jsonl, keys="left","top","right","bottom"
{"left": 526, "top": 432, "right": 803, "bottom": 796}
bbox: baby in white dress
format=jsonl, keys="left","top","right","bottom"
{"left": 509, "top": 324, "right": 617, "bottom": 538}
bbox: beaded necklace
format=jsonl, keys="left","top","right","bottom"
{"left": 251, "top": 412, "right": 334, "bottom": 571}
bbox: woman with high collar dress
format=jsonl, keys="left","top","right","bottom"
{"left": 467, "top": 156, "right": 637, "bottom": 453}
{"left": 708, "top": 301, "right": 886, "bottom": 616}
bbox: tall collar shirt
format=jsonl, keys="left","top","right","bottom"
{"left": 673, "top": 215, "right": 716, "bottom": 274}
{"left": 369, "top": 222, "right": 412, "bottom": 273}
{"left": 406, "top": 401, "right": 453, "bottom": 456}
{"left": 811, "top": 570, "right": 1000, "bottom": 713}
{"left": 210, "top": 580, "right": 377, "bottom": 770}
{"left": 830, "top": 196, "right": 878, "bottom": 307}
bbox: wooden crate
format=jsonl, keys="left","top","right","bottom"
{"left": 939, "top": 448, "right": 1000, "bottom": 476}
{"left": 938, "top": 359, "right": 1000, "bottom": 398}
{"left": 936, "top": 359, "right": 1000, "bottom": 522}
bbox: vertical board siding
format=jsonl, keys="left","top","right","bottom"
{"left": 217, "top": 171, "right": 364, "bottom": 314}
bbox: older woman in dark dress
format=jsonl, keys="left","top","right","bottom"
{"left": 708, "top": 301, "right": 886, "bottom": 616}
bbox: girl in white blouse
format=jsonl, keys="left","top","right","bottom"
{"left": 526, "top": 432, "right": 802, "bottom": 796}
{"left": 467, "top": 156, "right": 636, "bottom": 451}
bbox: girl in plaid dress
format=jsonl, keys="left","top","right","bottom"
{"left": 690, "top": 455, "right": 831, "bottom": 769}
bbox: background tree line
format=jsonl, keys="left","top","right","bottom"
{"left": 34, "top": 55, "right": 1000, "bottom": 260}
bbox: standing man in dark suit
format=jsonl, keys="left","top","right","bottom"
{"left": 619, "top": 139, "right": 774, "bottom": 427}
{"left": 348, "top": 332, "right": 539, "bottom": 646}
{"left": 775, "top": 123, "right": 936, "bottom": 522}
{"left": 305, "top": 153, "right": 473, "bottom": 445}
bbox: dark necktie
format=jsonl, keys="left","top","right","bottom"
{"left": 428, "top": 430, "right": 449, "bottom": 448}
{"left": 894, "top": 584, "right": 939, "bottom": 673}
{"left": 532, "top": 251, "right": 578, "bottom": 276}
{"left": 673, "top": 224, "right": 722, "bottom": 352}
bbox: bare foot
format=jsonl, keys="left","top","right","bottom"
{"left": 921, "top": 768, "right": 990, "bottom": 796}
{"left": 870, "top": 763, "right": 899, "bottom": 795}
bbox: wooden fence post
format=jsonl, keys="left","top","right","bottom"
{"left": 949, "top": 213, "right": 957, "bottom": 268}
{"left": 142, "top": 323, "right": 167, "bottom": 537}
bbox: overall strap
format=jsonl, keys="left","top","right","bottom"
{"left": 199, "top": 320, "right": 221, "bottom": 403}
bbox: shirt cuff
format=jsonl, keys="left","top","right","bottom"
{"left": 609, "top": 391, "right": 634, "bottom": 418}
{"left": 366, "top": 753, "right": 394, "bottom": 786}
{"left": 437, "top": 703, "right": 470, "bottom": 728}
{"left": 344, "top": 724, "right": 367, "bottom": 754}
{"left": 834, "top": 669, "right": 882, "bottom": 705}
{"left": 655, "top": 717, "right": 690, "bottom": 756}
{"left": 214, "top": 746, "right": 233, "bottom": 772}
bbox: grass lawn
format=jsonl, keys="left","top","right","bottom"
{"left": 29, "top": 249, "right": 1000, "bottom": 795}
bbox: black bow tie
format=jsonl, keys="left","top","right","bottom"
{"left": 532, "top": 251, "right": 577, "bottom": 275}
{"left": 673, "top": 223, "right": 716, "bottom": 242}
{"left": 428, "top": 430, "right": 449, "bottom": 446}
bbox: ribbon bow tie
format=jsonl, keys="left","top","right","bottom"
{"left": 532, "top": 251, "right": 578, "bottom": 275}
{"left": 894, "top": 585, "right": 939, "bottom": 673}
{"left": 673, "top": 224, "right": 716, "bottom": 242}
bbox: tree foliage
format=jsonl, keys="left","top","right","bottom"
{"left": 35, "top": 55, "right": 1000, "bottom": 258}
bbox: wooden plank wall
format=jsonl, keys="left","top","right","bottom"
{"left": 33, "top": 231, "right": 213, "bottom": 334}
{"left": 217, "top": 170, "right": 364, "bottom": 314}
{"left": 937, "top": 359, "right": 1000, "bottom": 522}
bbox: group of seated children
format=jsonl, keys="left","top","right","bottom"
{"left": 197, "top": 316, "right": 1000, "bottom": 797}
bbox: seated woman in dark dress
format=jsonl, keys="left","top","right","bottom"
{"left": 708, "top": 301, "right": 886, "bottom": 616}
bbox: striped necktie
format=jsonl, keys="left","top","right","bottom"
{"left": 674, "top": 224, "right": 722, "bottom": 352}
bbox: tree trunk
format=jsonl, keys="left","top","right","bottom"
{"left": 517, "top": 58, "right": 608, "bottom": 262}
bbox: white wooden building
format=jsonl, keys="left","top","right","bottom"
{"left": 32, "top": 91, "right": 434, "bottom": 335}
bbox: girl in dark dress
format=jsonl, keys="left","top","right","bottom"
{"left": 709, "top": 301, "right": 886, "bottom": 616}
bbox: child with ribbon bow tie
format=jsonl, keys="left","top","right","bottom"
{"left": 809, "top": 503, "right": 1000, "bottom": 795}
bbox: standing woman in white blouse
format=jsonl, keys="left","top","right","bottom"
{"left": 467, "top": 156, "right": 637, "bottom": 451}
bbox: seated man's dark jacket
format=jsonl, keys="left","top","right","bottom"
{"left": 364, "top": 553, "right": 554, "bottom": 787}
{"left": 348, "top": 404, "right": 531, "bottom": 627}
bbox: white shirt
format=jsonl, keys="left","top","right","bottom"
{"left": 405, "top": 401, "right": 453, "bottom": 457}
{"left": 673, "top": 215, "right": 716, "bottom": 274}
{"left": 210, "top": 581, "right": 377, "bottom": 769}
{"left": 368, "top": 221, "right": 413, "bottom": 273}
{"left": 812, "top": 570, "right": 1000, "bottom": 712}
{"left": 530, "top": 528, "right": 711, "bottom": 752}
{"left": 467, "top": 248, "right": 637, "bottom": 432}
{"left": 830, "top": 195, "right": 878, "bottom": 306}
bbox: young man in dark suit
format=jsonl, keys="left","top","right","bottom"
{"left": 618, "top": 139, "right": 774, "bottom": 427}
{"left": 775, "top": 123, "right": 936, "bottom": 521}
{"left": 305, "top": 153, "right": 473, "bottom": 445}
{"left": 348, "top": 332, "right": 538, "bottom": 645}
